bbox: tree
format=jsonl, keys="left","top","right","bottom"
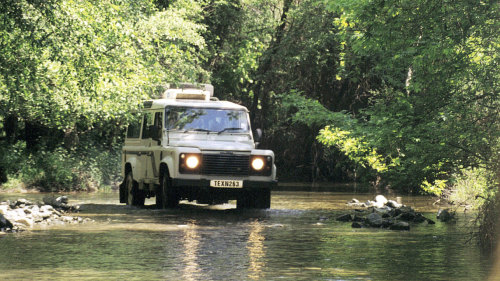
{"left": 0, "top": 0, "right": 210, "bottom": 190}
{"left": 312, "top": 0, "right": 500, "bottom": 191}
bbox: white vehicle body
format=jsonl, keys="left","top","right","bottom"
{"left": 119, "top": 84, "right": 277, "bottom": 208}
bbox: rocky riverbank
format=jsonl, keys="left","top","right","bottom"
{"left": 0, "top": 196, "right": 92, "bottom": 233}
{"left": 335, "top": 195, "right": 455, "bottom": 230}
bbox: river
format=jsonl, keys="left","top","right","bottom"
{"left": 0, "top": 190, "right": 494, "bottom": 280}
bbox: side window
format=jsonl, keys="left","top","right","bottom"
{"left": 126, "top": 115, "right": 142, "bottom": 138}
{"left": 154, "top": 112, "right": 163, "bottom": 129}
{"left": 141, "top": 112, "right": 154, "bottom": 139}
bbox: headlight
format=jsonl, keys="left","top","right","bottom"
{"left": 179, "top": 153, "right": 201, "bottom": 174}
{"left": 186, "top": 155, "right": 200, "bottom": 169}
{"left": 250, "top": 155, "right": 272, "bottom": 176}
{"left": 251, "top": 158, "right": 265, "bottom": 171}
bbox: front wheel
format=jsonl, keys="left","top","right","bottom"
{"left": 125, "top": 172, "right": 145, "bottom": 207}
{"left": 156, "top": 170, "right": 179, "bottom": 209}
{"left": 237, "top": 188, "right": 271, "bottom": 209}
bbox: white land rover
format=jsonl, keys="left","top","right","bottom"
{"left": 119, "top": 84, "right": 277, "bottom": 209}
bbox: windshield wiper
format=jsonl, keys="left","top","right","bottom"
{"left": 183, "top": 128, "right": 212, "bottom": 133}
{"left": 217, "top": 127, "right": 243, "bottom": 134}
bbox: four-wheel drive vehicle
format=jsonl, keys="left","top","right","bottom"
{"left": 119, "top": 84, "right": 277, "bottom": 209}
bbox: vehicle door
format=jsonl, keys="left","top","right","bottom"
{"left": 122, "top": 114, "right": 142, "bottom": 178}
{"left": 140, "top": 111, "right": 163, "bottom": 181}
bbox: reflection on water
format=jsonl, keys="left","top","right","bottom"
{"left": 0, "top": 191, "right": 494, "bottom": 280}
{"left": 181, "top": 221, "right": 201, "bottom": 281}
{"left": 247, "top": 220, "right": 265, "bottom": 280}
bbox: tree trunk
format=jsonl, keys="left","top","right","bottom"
{"left": 250, "top": 0, "right": 292, "bottom": 129}
{"left": 4, "top": 114, "right": 18, "bottom": 143}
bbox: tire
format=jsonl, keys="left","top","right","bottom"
{"left": 254, "top": 188, "right": 271, "bottom": 209}
{"left": 237, "top": 188, "right": 271, "bottom": 209}
{"left": 236, "top": 193, "right": 250, "bottom": 209}
{"left": 157, "top": 170, "right": 179, "bottom": 209}
{"left": 125, "top": 172, "right": 145, "bottom": 207}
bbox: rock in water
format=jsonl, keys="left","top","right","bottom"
{"left": 43, "top": 196, "right": 59, "bottom": 207}
{"left": 366, "top": 213, "right": 383, "bottom": 227}
{"left": 375, "top": 195, "right": 388, "bottom": 205}
{"left": 437, "top": 209, "right": 454, "bottom": 222}
{"left": 353, "top": 215, "right": 365, "bottom": 222}
{"left": 390, "top": 221, "right": 410, "bottom": 231}
{"left": 336, "top": 214, "right": 352, "bottom": 222}
{"left": 351, "top": 222, "right": 363, "bottom": 228}
{"left": 15, "top": 198, "right": 33, "bottom": 207}
{"left": 16, "top": 217, "right": 34, "bottom": 228}
{"left": 40, "top": 205, "right": 54, "bottom": 213}
{"left": 0, "top": 214, "right": 13, "bottom": 229}
{"left": 413, "top": 213, "right": 427, "bottom": 223}
{"left": 382, "top": 219, "right": 394, "bottom": 228}
{"left": 0, "top": 205, "right": 8, "bottom": 215}
{"left": 386, "top": 200, "right": 402, "bottom": 208}
{"left": 1, "top": 197, "right": 88, "bottom": 234}
{"left": 347, "top": 198, "right": 365, "bottom": 207}
{"left": 56, "top": 196, "right": 69, "bottom": 205}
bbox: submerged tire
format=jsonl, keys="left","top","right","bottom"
{"left": 125, "top": 172, "right": 145, "bottom": 207}
{"left": 237, "top": 188, "right": 271, "bottom": 209}
{"left": 254, "top": 188, "right": 271, "bottom": 209}
{"left": 157, "top": 170, "right": 179, "bottom": 209}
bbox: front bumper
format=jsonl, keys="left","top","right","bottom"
{"left": 172, "top": 178, "right": 277, "bottom": 189}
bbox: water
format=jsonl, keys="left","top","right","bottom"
{"left": 0, "top": 191, "right": 494, "bottom": 280}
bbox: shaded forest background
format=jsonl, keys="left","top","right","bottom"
{"left": 0, "top": 0, "right": 498, "bottom": 246}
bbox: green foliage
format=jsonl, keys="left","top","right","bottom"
{"left": 318, "top": 126, "right": 390, "bottom": 173}
{"left": 0, "top": 140, "right": 121, "bottom": 192}
{"left": 0, "top": 142, "right": 77, "bottom": 191}
{"left": 1, "top": 0, "right": 148, "bottom": 131}
{"left": 280, "top": 90, "right": 341, "bottom": 127}
{"left": 306, "top": 0, "right": 500, "bottom": 191}
{"left": 476, "top": 189, "right": 500, "bottom": 251}
{"left": 420, "top": 179, "right": 447, "bottom": 197}
{"left": 202, "top": 0, "right": 280, "bottom": 102}
{"left": 273, "top": 90, "right": 359, "bottom": 181}
{"left": 138, "top": 0, "right": 209, "bottom": 83}
{"left": 448, "top": 168, "right": 495, "bottom": 209}
{"left": 0, "top": 178, "right": 25, "bottom": 192}
{"left": 0, "top": 0, "right": 498, "bottom": 200}
{"left": 0, "top": 0, "right": 210, "bottom": 190}
{"left": 0, "top": 0, "right": 209, "bottom": 132}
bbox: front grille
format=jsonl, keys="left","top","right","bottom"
{"left": 202, "top": 154, "right": 250, "bottom": 176}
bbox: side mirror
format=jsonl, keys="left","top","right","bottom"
{"left": 254, "top": 128, "right": 262, "bottom": 145}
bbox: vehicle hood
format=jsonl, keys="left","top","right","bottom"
{"left": 170, "top": 139, "right": 254, "bottom": 151}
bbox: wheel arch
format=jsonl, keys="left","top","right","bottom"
{"left": 123, "top": 157, "right": 138, "bottom": 179}
{"left": 159, "top": 162, "right": 171, "bottom": 179}
{"left": 160, "top": 154, "right": 175, "bottom": 178}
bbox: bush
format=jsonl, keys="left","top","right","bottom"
{"left": 0, "top": 140, "right": 121, "bottom": 192}
{"left": 476, "top": 192, "right": 500, "bottom": 251}
{"left": 447, "top": 167, "right": 500, "bottom": 251}
{"left": 0, "top": 177, "right": 26, "bottom": 192}
{"left": 447, "top": 168, "right": 494, "bottom": 210}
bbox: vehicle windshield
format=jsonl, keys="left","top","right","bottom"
{"left": 166, "top": 107, "right": 250, "bottom": 133}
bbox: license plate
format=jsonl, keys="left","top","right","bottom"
{"left": 210, "top": 180, "right": 243, "bottom": 188}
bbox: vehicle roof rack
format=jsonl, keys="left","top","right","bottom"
{"left": 162, "top": 83, "right": 214, "bottom": 101}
